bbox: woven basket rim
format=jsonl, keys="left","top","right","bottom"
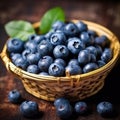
{"left": 1, "top": 20, "right": 120, "bottom": 81}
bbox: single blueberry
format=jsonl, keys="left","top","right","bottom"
{"left": 53, "top": 45, "right": 69, "bottom": 59}
{"left": 97, "top": 60, "right": 106, "bottom": 67}
{"left": 7, "top": 38, "right": 24, "bottom": 53}
{"left": 74, "top": 101, "right": 88, "bottom": 115}
{"left": 20, "top": 101, "right": 39, "bottom": 118}
{"left": 54, "top": 58, "right": 66, "bottom": 67}
{"left": 101, "top": 48, "right": 112, "bottom": 63}
{"left": 97, "top": 101, "right": 114, "bottom": 117}
{"left": 24, "top": 40, "right": 37, "bottom": 53}
{"left": 54, "top": 98, "right": 69, "bottom": 108}
{"left": 55, "top": 98, "right": 73, "bottom": 119}
{"left": 63, "top": 22, "right": 79, "bottom": 37}
{"left": 39, "top": 72, "right": 49, "bottom": 76}
{"left": 37, "top": 39, "right": 53, "bottom": 56}
{"left": 27, "top": 53, "right": 40, "bottom": 64}
{"left": 27, "top": 64, "right": 40, "bottom": 74}
{"left": 49, "top": 63, "right": 65, "bottom": 77}
{"left": 14, "top": 57, "right": 28, "bottom": 70}
{"left": 86, "top": 46, "right": 97, "bottom": 57}
{"left": 83, "top": 63, "right": 98, "bottom": 73}
{"left": 80, "top": 32, "right": 94, "bottom": 45}
{"left": 78, "top": 50, "right": 91, "bottom": 65}
{"left": 68, "top": 59, "right": 79, "bottom": 66}
{"left": 8, "top": 89, "right": 22, "bottom": 104}
{"left": 76, "top": 21, "right": 88, "bottom": 32}
{"left": 65, "top": 64, "right": 82, "bottom": 75}
{"left": 52, "top": 21, "right": 65, "bottom": 31}
{"left": 50, "top": 32, "right": 66, "bottom": 45}
{"left": 95, "top": 35, "right": 109, "bottom": 48}
{"left": 38, "top": 56, "right": 53, "bottom": 72}
{"left": 67, "top": 37, "right": 85, "bottom": 55}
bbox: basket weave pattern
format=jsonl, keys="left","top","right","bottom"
{"left": 1, "top": 20, "right": 120, "bottom": 101}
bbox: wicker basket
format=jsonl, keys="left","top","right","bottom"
{"left": 1, "top": 20, "right": 120, "bottom": 101}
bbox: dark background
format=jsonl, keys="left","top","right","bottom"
{"left": 0, "top": 0, "right": 120, "bottom": 120}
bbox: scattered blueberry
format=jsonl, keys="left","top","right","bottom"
{"left": 20, "top": 101, "right": 39, "bottom": 118}
{"left": 8, "top": 89, "right": 22, "bottom": 104}
{"left": 54, "top": 98, "right": 73, "bottom": 119}
{"left": 97, "top": 101, "right": 114, "bottom": 117}
{"left": 10, "top": 53, "right": 22, "bottom": 63}
{"left": 74, "top": 101, "right": 88, "bottom": 115}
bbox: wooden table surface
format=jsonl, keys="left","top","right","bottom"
{"left": 0, "top": 0, "right": 120, "bottom": 120}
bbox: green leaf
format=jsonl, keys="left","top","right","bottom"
{"left": 40, "top": 7, "right": 65, "bottom": 34}
{"left": 5, "top": 20, "right": 35, "bottom": 41}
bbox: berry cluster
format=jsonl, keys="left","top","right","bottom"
{"left": 7, "top": 21, "right": 113, "bottom": 76}
{"left": 8, "top": 90, "right": 115, "bottom": 119}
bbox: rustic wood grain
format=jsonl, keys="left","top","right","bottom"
{"left": 0, "top": 0, "right": 120, "bottom": 120}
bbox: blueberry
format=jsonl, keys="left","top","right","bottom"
{"left": 49, "top": 63, "right": 65, "bottom": 77}
{"left": 95, "top": 45, "right": 103, "bottom": 57}
{"left": 90, "top": 54, "right": 96, "bottom": 62}
{"left": 39, "top": 72, "right": 49, "bottom": 76}
{"left": 27, "top": 64, "right": 40, "bottom": 74}
{"left": 65, "top": 64, "right": 82, "bottom": 75}
{"left": 37, "top": 39, "right": 53, "bottom": 56}
{"left": 80, "top": 32, "right": 94, "bottom": 45}
{"left": 14, "top": 57, "right": 28, "bottom": 70}
{"left": 64, "top": 22, "right": 79, "bottom": 37}
{"left": 101, "top": 48, "right": 112, "bottom": 63}
{"left": 24, "top": 40, "right": 37, "bottom": 53}
{"left": 68, "top": 59, "right": 79, "bottom": 66}
{"left": 53, "top": 45, "right": 69, "bottom": 59}
{"left": 7, "top": 38, "right": 24, "bottom": 53}
{"left": 27, "top": 53, "right": 40, "bottom": 64}
{"left": 38, "top": 56, "right": 53, "bottom": 72}
{"left": 50, "top": 31, "right": 66, "bottom": 45}
{"left": 10, "top": 53, "right": 22, "bottom": 63}
{"left": 78, "top": 50, "right": 91, "bottom": 65}
{"left": 67, "top": 37, "right": 85, "bottom": 55}
{"left": 87, "top": 30, "right": 97, "bottom": 37}
{"left": 86, "top": 46, "right": 97, "bottom": 57}
{"left": 95, "top": 35, "right": 109, "bottom": 48}
{"left": 45, "top": 30, "right": 54, "bottom": 39}
{"left": 28, "top": 34, "right": 45, "bottom": 44}
{"left": 54, "top": 58, "right": 66, "bottom": 67}
{"left": 22, "top": 49, "right": 31, "bottom": 60}
{"left": 74, "top": 101, "right": 88, "bottom": 115}
{"left": 8, "top": 89, "right": 22, "bottom": 104}
{"left": 54, "top": 98, "right": 73, "bottom": 119}
{"left": 76, "top": 21, "right": 88, "bottom": 32}
{"left": 20, "top": 101, "right": 39, "bottom": 118}
{"left": 83, "top": 63, "right": 98, "bottom": 73}
{"left": 54, "top": 98, "right": 69, "bottom": 108}
{"left": 97, "top": 101, "right": 114, "bottom": 117}
{"left": 52, "top": 21, "right": 65, "bottom": 31}
{"left": 97, "top": 60, "right": 106, "bottom": 67}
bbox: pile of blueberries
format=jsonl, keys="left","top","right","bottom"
{"left": 8, "top": 89, "right": 115, "bottom": 119}
{"left": 7, "top": 20, "right": 113, "bottom": 76}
